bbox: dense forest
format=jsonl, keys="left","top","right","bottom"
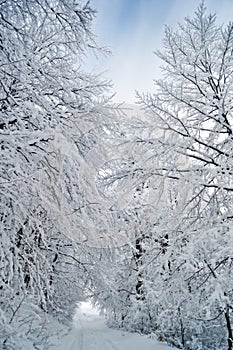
{"left": 0, "top": 1, "right": 232, "bottom": 349}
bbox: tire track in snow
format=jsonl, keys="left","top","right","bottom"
{"left": 78, "top": 328, "right": 84, "bottom": 350}
{"left": 104, "top": 338, "right": 119, "bottom": 350}
{"left": 76, "top": 312, "right": 84, "bottom": 350}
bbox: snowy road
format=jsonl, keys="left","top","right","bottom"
{"left": 56, "top": 302, "right": 173, "bottom": 350}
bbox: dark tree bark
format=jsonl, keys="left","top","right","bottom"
{"left": 225, "top": 305, "right": 233, "bottom": 350}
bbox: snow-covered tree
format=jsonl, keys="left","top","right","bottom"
{"left": 83, "top": 108, "right": 190, "bottom": 334}
{"left": 138, "top": 3, "right": 233, "bottom": 349}
{"left": 0, "top": 0, "right": 114, "bottom": 348}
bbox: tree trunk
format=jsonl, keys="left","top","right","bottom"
{"left": 135, "top": 237, "right": 144, "bottom": 300}
{"left": 225, "top": 305, "right": 232, "bottom": 350}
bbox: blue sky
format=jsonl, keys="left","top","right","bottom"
{"left": 88, "top": 0, "right": 233, "bottom": 103}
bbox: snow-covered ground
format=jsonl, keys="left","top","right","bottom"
{"left": 56, "top": 301, "right": 174, "bottom": 350}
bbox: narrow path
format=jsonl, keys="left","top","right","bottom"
{"left": 56, "top": 302, "right": 173, "bottom": 350}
